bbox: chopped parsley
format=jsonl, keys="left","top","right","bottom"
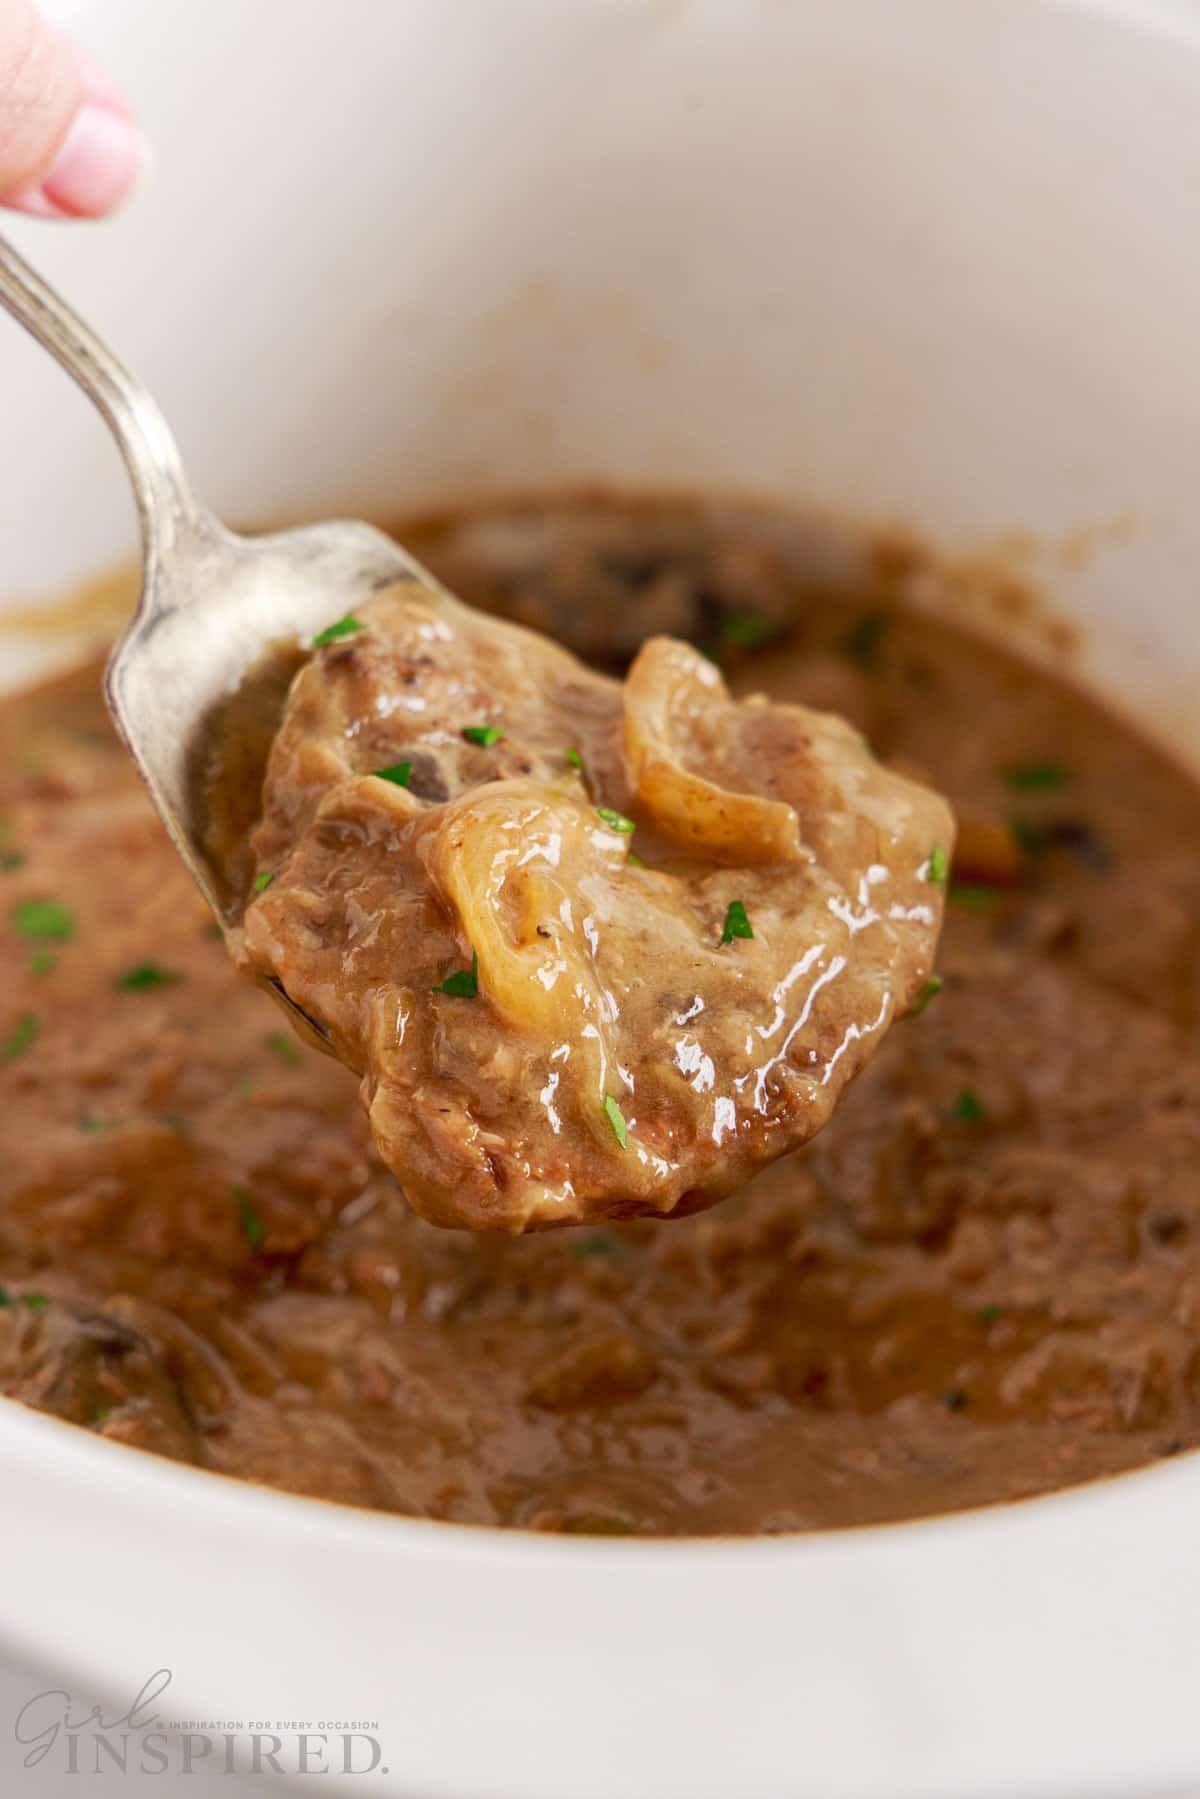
{"left": 912, "top": 975, "right": 943, "bottom": 1014}
{"left": 949, "top": 882, "right": 1003, "bottom": 913}
{"left": 0, "top": 849, "right": 25, "bottom": 873}
{"left": 311, "top": 615, "right": 364, "bottom": 648}
{"left": 2, "top": 1011, "right": 37, "bottom": 1062}
{"left": 571, "top": 1230, "right": 629, "bottom": 1262}
{"left": 565, "top": 747, "right": 584, "bottom": 771}
{"left": 434, "top": 950, "right": 479, "bottom": 998}
{"left": 626, "top": 851, "right": 646, "bottom": 869}
{"left": 116, "top": 962, "right": 184, "bottom": 991}
{"left": 720, "top": 611, "right": 777, "bottom": 649}
{"left": 252, "top": 871, "right": 275, "bottom": 896}
{"left": 29, "top": 950, "right": 55, "bottom": 976}
{"left": 976, "top": 1304, "right": 1003, "bottom": 1327}
{"left": 926, "top": 843, "right": 949, "bottom": 885}
{"left": 596, "top": 806, "right": 636, "bottom": 835}
{"left": 0, "top": 1286, "right": 45, "bottom": 1314}
{"left": 841, "top": 610, "right": 888, "bottom": 670}
{"left": 373, "top": 762, "right": 412, "bottom": 788}
{"left": 462, "top": 725, "right": 505, "bottom": 748}
{"left": 159, "top": 1112, "right": 191, "bottom": 1136}
{"left": 721, "top": 899, "right": 754, "bottom": 943}
{"left": 234, "top": 1185, "right": 264, "bottom": 1251}
{"left": 602, "top": 1093, "right": 628, "bottom": 1149}
{"left": 13, "top": 897, "right": 73, "bottom": 942}
{"left": 79, "top": 1111, "right": 117, "bottom": 1133}
{"left": 950, "top": 1087, "right": 986, "bottom": 1124}
{"left": 265, "top": 1029, "right": 301, "bottom": 1067}
{"left": 1003, "top": 760, "right": 1068, "bottom": 792}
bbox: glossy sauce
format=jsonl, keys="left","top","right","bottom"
{"left": 232, "top": 581, "right": 948, "bottom": 1230}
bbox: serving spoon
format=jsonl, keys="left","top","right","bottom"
{"left": 0, "top": 232, "right": 435, "bottom": 951}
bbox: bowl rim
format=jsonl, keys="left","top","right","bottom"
{"left": 3, "top": 1382, "right": 1196, "bottom": 1557}
{"left": 6, "top": 1394, "right": 1200, "bottom": 1799}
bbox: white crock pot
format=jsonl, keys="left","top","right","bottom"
{"left": 2, "top": 3, "right": 1200, "bottom": 1795}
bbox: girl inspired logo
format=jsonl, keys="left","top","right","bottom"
{"left": 13, "top": 1669, "right": 387, "bottom": 1776}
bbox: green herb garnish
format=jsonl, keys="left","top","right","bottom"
{"left": 913, "top": 975, "right": 943, "bottom": 1014}
{"left": 950, "top": 1087, "right": 986, "bottom": 1124}
{"left": 949, "top": 882, "right": 1002, "bottom": 913}
{"left": 720, "top": 611, "right": 776, "bottom": 649}
{"left": 311, "top": 615, "right": 364, "bottom": 648}
{"left": 252, "top": 871, "right": 275, "bottom": 896}
{"left": 926, "top": 843, "right": 949, "bottom": 885}
{"left": 721, "top": 899, "right": 754, "bottom": 943}
{"left": 2, "top": 1011, "right": 37, "bottom": 1062}
{"left": 0, "top": 1287, "right": 45, "bottom": 1313}
{"left": 1003, "top": 760, "right": 1068, "bottom": 792}
{"left": 841, "top": 610, "right": 888, "bottom": 670}
{"left": 373, "top": 762, "right": 412, "bottom": 788}
{"left": 602, "top": 1093, "right": 628, "bottom": 1148}
{"left": 159, "top": 1112, "right": 191, "bottom": 1136}
{"left": 434, "top": 951, "right": 479, "bottom": 998}
{"left": 571, "top": 1230, "right": 628, "bottom": 1262}
{"left": 626, "top": 851, "right": 646, "bottom": 869}
{"left": 29, "top": 950, "right": 55, "bottom": 976}
{"left": 596, "top": 806, "right": 636, "bottom": 835}
{"left": 565, "top": 747, "right": 584, "bottom": 771}
{"left": 265, "top": 1029, "right": 301, "bottom": 1067}
{"left": 13, "top": 898, "right": 73, "bottom": 942}
{"left": 976, "top": 1304, "right": 1003, "bottom": 1327}
{"left": 234, "top": 1185, "right": 264, "bottom": 1251}
{"left": 79, "top": 1111, "right": 117, "bottom": 1133}
{"left": 0, "top": 849, "right": 25, "bottom": 873}
{"left": 462, "top": 725, "right": 505, "bottom": 748}
{"left": 116, "top": 962, "right": 184, "bottom": 991}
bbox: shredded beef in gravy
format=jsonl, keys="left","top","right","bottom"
{"left": 236, "top": 584, "right": 949, "bottom": 1230}
{"left": 2, "top": 496, "right": 1200, "bottom": 1533}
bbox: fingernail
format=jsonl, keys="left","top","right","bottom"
{"left": 32, "top": 102, "right": 148, "bottom": 219}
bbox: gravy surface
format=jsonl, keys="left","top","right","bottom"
{"left": 2, "top": 497, "right": 1199, "bottom": 1534}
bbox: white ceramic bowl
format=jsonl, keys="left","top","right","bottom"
{"left": 3, "top": 3, "right": 1200, "bottom": 1795}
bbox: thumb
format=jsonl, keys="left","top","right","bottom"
{"left": 0, "top": 1, "right": 145, "bottom": 219}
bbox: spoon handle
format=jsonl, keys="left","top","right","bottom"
{"left": 0, "top": 232, "right": 201, "bottom": 561}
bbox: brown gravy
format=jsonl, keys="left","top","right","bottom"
{"left": 2, "top": 496, "right": 1199, "bottom": 1534}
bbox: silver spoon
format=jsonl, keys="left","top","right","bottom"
{"left": 0, "top": 233, "right": 435, "bottom": 941}
{"left": 0, "top": 233, "right": 446, "bottom": 1046}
